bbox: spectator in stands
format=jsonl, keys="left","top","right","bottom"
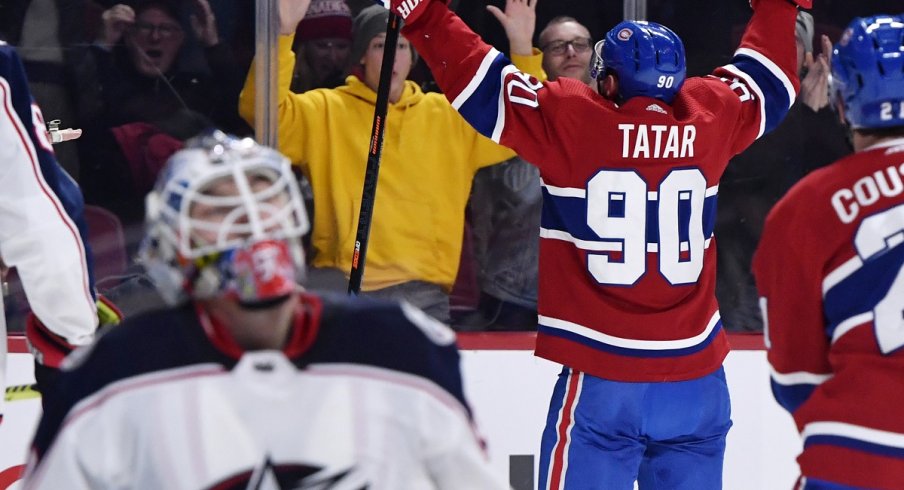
{"left": 538, "top": 16, "right": 593, "bottom": 87}
{"left": 460, "top": 16, "right": 594, "bottom": 331}
{"left": 87, "top": 0, "right": 246, "bottom": 132}
{"left": 78, "top": 0, "right": 249, "bottom": 254}
{"left": 240, "top": 0, "right": 545, "bottom": 324}
{"left": 291, "top": 0, "right": 353, "bottom": 93}
{"left": 715, "top": 11, "right": 850, "bottom": 332}
{"left": 0, "top": 0, "right": 100, "bottom": 180}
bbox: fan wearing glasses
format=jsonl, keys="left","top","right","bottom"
{"left": 538, "top": 16, "right": 594, "bottom": 86}
{"left": 89, "top": 0, "right": 246, "bottom": 132}
{"left": 78, "top": 0, "right": 251, "bottom": 257}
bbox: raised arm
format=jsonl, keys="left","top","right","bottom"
{"left": 0, "top": 44, "right": 98, "bottom": 348}
{"left": 491, "top": 0, "right": 547, "bottom": 81}
{"left": 709, "top": 0, "right": 803, "bottom": 153}
{"left": 379, "top": 0, "right": 584, "bottom": 166}
{"left": 238, "top": 0, "right": 316, "bottom": 166}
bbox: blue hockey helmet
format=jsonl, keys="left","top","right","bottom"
{"left": 830, "top": 14, "right": 904, "bottom": 129}
{"left": 590, "top": 20, "right": 686, "bottom": 104}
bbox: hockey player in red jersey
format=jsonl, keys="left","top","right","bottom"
{"left": 23, "top": 131, "right": 508, "bottom": 490}
{"left": 371, "top": 0, "right": 806, "bottom": 487}
{"left": 753, "top": 14, "right": 904, "bottom": 490}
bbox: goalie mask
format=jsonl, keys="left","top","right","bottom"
{"left": 139, "top": 131, "right": 310, "bottom": 307}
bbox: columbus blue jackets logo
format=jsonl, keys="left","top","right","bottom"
{"left": 206, "top": 456, "right": 367, "bottom": 490}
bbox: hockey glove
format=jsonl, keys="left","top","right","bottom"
{"left": 374, "top": 0, "right": 444, "bottom": 25}
{"left": 26, "top": 294, "right": 123, "bottom": 369}
{"left": 27, "top": 294, "right": 123, "bottom": 399}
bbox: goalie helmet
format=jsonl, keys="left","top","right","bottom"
{"left": 830, "top": 14, "right": 904, "bottom": 130}
{"left": 590, "top": 20, "right": 686, "bottom": 104}
{"left": 139, "top": 131, "right": 310, "bottom": 306}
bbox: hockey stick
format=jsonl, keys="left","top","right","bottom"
{"left": 347, "top": 12, "right": 403, "bottom": 295}
{"left": 4, "top": 383, "right": 40, "bottom": 402}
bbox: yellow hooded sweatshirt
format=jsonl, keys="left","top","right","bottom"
{"left": 240, "top": 35, "right": 545, "bottom": 292}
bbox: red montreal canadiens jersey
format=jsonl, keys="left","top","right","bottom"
{"left": 754, "top": 138, "right": 904, "bottom": 488}
{"left": 404, "top": 0, "right": 799, "bottom": 381}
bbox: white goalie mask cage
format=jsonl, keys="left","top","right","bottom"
{"left": 139, "top": 131, "right": 310, "bottom": 305}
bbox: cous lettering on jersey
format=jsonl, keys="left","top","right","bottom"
{"left": 831, "top": 161, "right": 904, "bottom": 223}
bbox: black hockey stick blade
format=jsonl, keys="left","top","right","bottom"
{"left": 348, "top": 12, "right": 402, "bottom": 295}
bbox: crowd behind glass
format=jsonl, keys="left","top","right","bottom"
{"left": 0, "top": 0, "right": 898, "bottom": 333}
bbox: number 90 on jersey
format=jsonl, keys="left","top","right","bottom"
{"left": 587, "top": 168, "right": 709, "bottom": 286}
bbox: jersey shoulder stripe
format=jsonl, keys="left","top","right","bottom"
{"left": 450, "top": 48, "right": 508, "bottom": 142}
{"left": 719, "top": 48, "right": 795, "bottom": 137}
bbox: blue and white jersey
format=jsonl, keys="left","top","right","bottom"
{"left": 24, "top": 293, "right": 507, "bottom": 490}
{"left": 0, "top": 41, "right": 96, "bottom": 423}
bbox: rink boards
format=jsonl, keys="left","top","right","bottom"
{"left": 0, "top": 334, "right": 800, "bottom": 489}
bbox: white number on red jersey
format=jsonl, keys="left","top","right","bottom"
{"left": 587, "top": 168, "right": 707, "bottom": 286}
{"left": 855, "top": 203, "right": 904, "bottom": 354}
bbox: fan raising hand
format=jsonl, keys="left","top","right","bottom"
{"left": 487, "top": 0, "right": 538, "bottom": 56}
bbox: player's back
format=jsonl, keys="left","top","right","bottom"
{"left": 395, "top": 0, "right": 799, "bottom": 383}
{"left": 25, "top": 296, "right": 507, "bottom": 490}
{"left": 533, "top": 75, "right": 755, "bottom": 382}
{"left": 754, "top": 137, "right": 904, "bottom": 487}
{"left": 760, "top": 137, "right": 904, "bottom": 431}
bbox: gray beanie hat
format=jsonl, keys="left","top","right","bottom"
{"left": 796, "top": 11, "right": 814, "bottom": 54}
{"left": 350, "top": 5, "right": 391, "bottom": 65}
{"left": 349, "top": 5, "right": 418, "bottom": 70}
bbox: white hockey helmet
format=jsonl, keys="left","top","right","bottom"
{"left": 139, "top": 131, "right": 310, "bottom": 306}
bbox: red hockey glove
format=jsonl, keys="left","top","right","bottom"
{"left": 26, "top": 313, "right": 78, "bottom": 369}
{"left": 376, "top": 0, "right": 446, "bottom": 25}
{"left": 26, "top": 294, "right": 123, "bottom": 368}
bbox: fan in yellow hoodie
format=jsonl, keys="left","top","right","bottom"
{"left": 240, "top": 0, "right": 546, "bottom": 323}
